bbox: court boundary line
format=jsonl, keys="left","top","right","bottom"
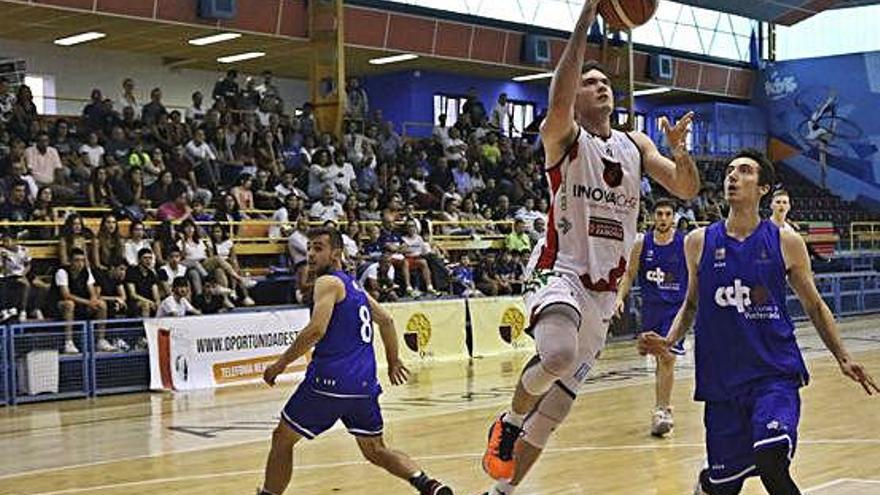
{"left": 803, "top": 478, "right": 880, "bottom": 493}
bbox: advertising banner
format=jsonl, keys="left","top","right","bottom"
{"left": 144, "top": 309, "right": 311, "bottom": 391}
{"left": 381, "top": 299, "right": 468, "bottom": 362}
{"left": 469, "top": 296, "right": 532, "bottom": 356}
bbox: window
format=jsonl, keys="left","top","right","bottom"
{"left": 24, "top": 74, "right": 56, "bottom": 115}
{"left": 433, "top": 93, "right": 468, "bottom": 127}
{"left": 506, "top": 100, "right": 535, "bottom": 138}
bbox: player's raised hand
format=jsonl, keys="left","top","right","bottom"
{"left": 660, "top": 111, "right": 694, "bottom": 153}
{"left": 839, "top": 360, "right": 880, "bottom": 396}
{"left": 388, "top": 359, "right": 411, "bottom": 385}
{"left": 637, "top": 331, "right": 671, "bottom": 358}
{"left": 263, "top": 361, "right": 283, "bottom": 387}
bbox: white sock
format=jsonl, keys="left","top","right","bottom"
{"left": 503, "top": 411, "right": 525, "bottom": 428}
{"left": 490, "top": 479, "right": 516, "bottom": 494}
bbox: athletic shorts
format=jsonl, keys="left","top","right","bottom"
{"left": 640, "top": 303, "right": 685, "bottom": 355}
{"left": 281, "top": 385, "right": 384, "bottom": 440}
{"left": 523, "top": 269, "right": 615, "bottom": 394}
{"left": 703, "top": 378, "right": 801, "bottom": 491}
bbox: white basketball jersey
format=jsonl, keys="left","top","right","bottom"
{"left": 529, "top": 127, "right": 642, "bottom": 292}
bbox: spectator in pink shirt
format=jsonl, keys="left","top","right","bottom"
{"left": 24, "top": 132, "right": 62, "bottom": 187}
{"left": 157, "top": 184, "right": 192, "bottom": 222}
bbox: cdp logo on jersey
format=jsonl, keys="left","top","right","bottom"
{"left": 715, "top": 279, "right": 773, "bottom": 314}
{"left": 646, "top": 267, "right": 678, "bottom": 289}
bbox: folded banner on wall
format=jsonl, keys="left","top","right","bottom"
{"left": 468, "top": 296, "right": 531, "bottom": 356}
{"left": 144, "top": 309, "right": 311, "bottom": 391}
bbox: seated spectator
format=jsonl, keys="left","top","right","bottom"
{"left": 270, "top": 193, "right": 302, "bottom": 238}
{"left": 309, "top": 185, "right": 344, "bottom": 222}
{"left": 359, "top": 249, "right": 398, "bottom": 302}
{"left": 92, "top": 214, "right": 125, "bottom": 276}
{"left": 30, "top": 185, "right": 58, "bottom": 240}
{"left": 252, "top": 168, "right": 278, "bottom": 210}
{"left": 481, "top": 132, "right": 502, "bottom": 166}
{"left": 47, "top": 248, "right": 110, "bottom": 353}
{"left": 401, "top": 220, "right": 440, "bottom": 296}
{"left": 185, "top": 128, "right": 219, "bottom": 193}
{"left": 230, "top": 173, "right": 255, "bottom": 210}
{"left": 208, "top": 223, "right": 255, "bottom": 306}
{"left": 495, "top": 250, "right": 524, "bottom": 294}
{"left": 274, "top": 170, "right": 307, "bottom": 200}
{"left": 186, "top": 90, "right": 206, "bottom": 124}
{"left": 125, "top": 248, "right": 160, "bottom": 318}
{"left": 157, "top": 246, "right": 188, "bottom": 297}
{"left": 58, "top": 213, "right": 93, "bottom": 267}
{"left": 193, "top": 276, "right": 230, "bottom": 314}
{"left": 123, "top": 220, "right": 152, "bottom": 267}
{"left": 0, "top": 230, "right": 41, "bottom": 321}
{"left": 450, "top": 254, "right": 478, "bottom": 297}
{"left": 157, "top": 277, "right": 202, "bottom": 317}
{"left": 378, "top": 218, "right": 418, "bottom": 297}
{"left": 474, "top": 252, "right": 511, "bottom": 296}
{"left": 191, "top": 197, "right": 215, "bottom": 223}
{"left": 99, "top": 261, "right": 129, "bottom": 319}
{"left": 342, "top": 220, "right": 361, "bottom": 268}
{"left": 141, "top": 87, "right": 167, "bottom": 126}
{"left": 157, "top": 183, "right": 192, "bottom": 222}
{"left": 504, "top": 218, "right": 532, "bottom": 254}
{"left": 88, "top": 166, "right": 114, "bottom": 207}
{"left": 24, "top": 132, "right": 63, "bottom": 188}
{"left": 529, "top": 217, "right": 546, "bottom": 245}
{"left": 147, "top": 170, "right": 175, "bottom": 207}
{"left": 0, "top": 179, "right": 33, "bottom": 236}
{"left": 215, "top": 193, "right": 245, "bottom": 235}
{"left": 443, "top": 127, "right": 467, "bottom": 166}
{"left": 286, "top": 217, "right": 309, "bottom": 301}
{"left": 307, "top": 149, "right": 339, "bottom": 200}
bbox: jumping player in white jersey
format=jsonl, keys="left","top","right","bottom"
{"left": 480, "top": 2, "right": 701, "bottom": 494}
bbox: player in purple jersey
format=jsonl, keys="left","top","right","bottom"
{"left": 257, "top": 227, "right": 453, "bottom": 495}
{"left": 616, "top": 198, "right": 687, "bottom": 437}
{"left": 640, "top": 149, "right": 878, "bottom": 495}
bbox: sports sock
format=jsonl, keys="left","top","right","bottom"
{"left": 490, "top": 479, "right": 516, "bottom": 494}
{"left": 408, "top": 471, "right": 431, "bottom": 491}
{"left": 503, "top": 411, "right": 525, "bottom": 428}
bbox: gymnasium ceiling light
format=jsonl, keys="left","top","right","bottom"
{"left": 369, "top": 53, "right": 419, "bottom": 65}
{"left": 188, "top": 32, "right": 242, "bottom": 46}
{"left": 54, "top": 31, "right": 106, "bottom": 46}
{"left": 512, "top": 72, "right": 553, "bottom": 82}
{"left": 217, "top": 52, "right": 266, "bottom": 63}
{"left": 633, "top": 87, "right": 672, "bottom": 97}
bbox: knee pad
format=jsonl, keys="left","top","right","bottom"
{"left": 699, "top": 469, "right": 744, "bottom": 495}
{"left": 521, "top": 383, "right": 575, "bottom": 449}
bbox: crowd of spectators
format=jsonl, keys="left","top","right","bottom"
{"left": 1, "top": 68, "right": 758, "bottom": 352}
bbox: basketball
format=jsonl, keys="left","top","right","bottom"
{"left": 598, "top": 0, "right": 659, "bottom": 30}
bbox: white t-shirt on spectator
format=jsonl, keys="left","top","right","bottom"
{"left": 180, "top": 239, "right": 209, "bottom": 263}
{"left": 270, "top": 207, "right": 291, "bottom": 239}
{"left": 186, "top": 105, "right": 206, "bottom": 123}
{"left": 159, "top": 263, "right": 188, "bottom": 283}
{"left": 123, "top": 239, "right": 152, "bottom": 266}
{"left": 79, "top": 143, "right": 105, "bottom": 168}
{"left": 443, "top": 137, "right": 466, "bottom": 162}
{"left": 342, "top": 234, "right": 359, "bottom": 260}
{"left": 359, "top": 262, "right": 394, "bottom": 288}
{"left": 1, "top": 246, "right": 31, "bottom": 276}
{"left": 157, "top": 295, "right": 198, "bottom": 317}
{"left": 185, "top": 140, "right": 217, "bottom": 162}
{"left": 214, "top": 239, "right": 233, "bottom": 260}
{"left": 515, "top": 208, "right": 545, "bottom": 231}
{"left": 287, "top": 230, "right": 308, "bottom": 266}
{"left": 275, "top": 183, "right": 307, "bottom": 200}
{"left": 309, "top": 201, "right": 344, "bottom": 222}
{"left": 433, "top": 126, "right": 449, "bottom": 142}
{"left": 55, "top": 267, "right": 96, "bottom": 288}
{"left": 490, "top": 102, "right": 510, "bottom": 134}
{"left": 402, "top": 234, "right": 431, "bottom": 257}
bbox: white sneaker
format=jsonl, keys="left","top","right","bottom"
{"left": 242, "top": 278, "right": 258, "bottom": 289}
{"left": 242, "top": 296, "right": 255, "bottom": 306}
{"left": 17, "top": 311, "right": 27, "bottom": 322}
{"left": 63, "top": 339, "right": 80, "bottom": 354}
{"left": 114, "top": 338, "right": 131, "bottom": 352}
{"left": 31, "top": 309, "right": 45, "bottom": 320}
{"left": 96, "top": 338, "right": 118, "bottom": 352}
{"left": 651, "top": 407, "right": 674, "bottom": 437}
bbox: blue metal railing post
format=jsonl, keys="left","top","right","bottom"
{"left": 86, "top": 320, "right": 96, "bottom": 397}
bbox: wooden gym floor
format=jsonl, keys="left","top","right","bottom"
{"left": 1, "top": 316, "right": 879, "bottom": 495}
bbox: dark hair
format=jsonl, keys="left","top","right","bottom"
{"left": 172, "top": 276, "right": 189, "bottom": 289}
{"left": 583, "top": 60, "right": 610, "bottom": 78}
{"left": 653, "top": 197, "right": 676, "bottom": 212}
{"left": 70, "top": 247, "right": 86, "bottom": 258}
{"left": 731, "top": 148, "right": 775, "bottom": 189}
{"left": 307, "top": 226, "right": 343, "bottom": 250}
{"left": 137, "top": 247, "right": 153, "bottom": 259}
{"left": 167, "top": 246, "right": 182, "bottom": 256}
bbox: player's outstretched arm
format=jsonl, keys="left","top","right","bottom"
{"left": 263, "top": 275, "right": 341, "bottom": 386}
{"left": 540, "top": 0, "right": 599, "bottom": 163}
{"left": 630, "top": 113, "right": 701, "bottom": 200}
{"left": 365, "top": 291, "right": 410, "bottom": 385}
{"left": 639, "top": 228, "right": 704, "bottom": 357}
{"left": 615, "top": 234, "right": 643, "bottom": 318}
{"left": 782, "top": 230, "right": 880, "bottom": 395}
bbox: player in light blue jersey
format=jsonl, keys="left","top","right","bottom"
{"left": 257, "top": 227, "right": 453, "bottom": 495}
{"left": 616, "top": 198, "right": 687, "bottom": 437}
{"left": 640, "top": 149, "right": 878, "bottom": 495}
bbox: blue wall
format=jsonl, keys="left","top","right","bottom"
{"left": 755, "top": 52, "right": 880, "bottom": 210}
{"left": 641, "top": 102, "right": 767, "bottom": 157}
{"left": 362, "top": 70, "right": 549, "bottom": 137}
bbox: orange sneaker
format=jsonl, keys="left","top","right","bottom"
{"left": 481, "top": 414, "right": 521, "bottom": 480}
